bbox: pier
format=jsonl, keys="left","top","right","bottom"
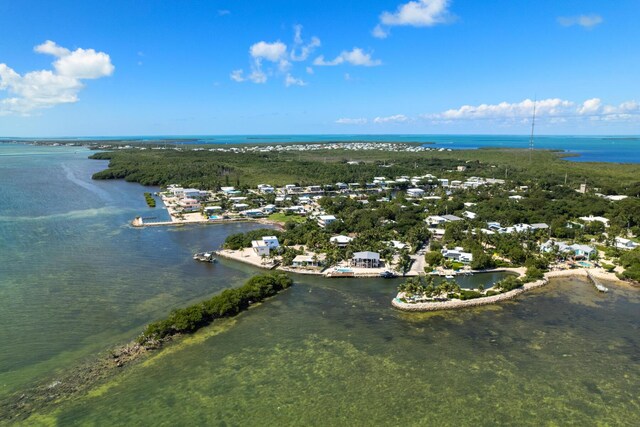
{"left": 586, "top": 270, "right": 609, "bottom": 293}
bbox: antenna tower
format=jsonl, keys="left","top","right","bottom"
{"left": 529, "top": 98, "right": 537, "bottom": 163}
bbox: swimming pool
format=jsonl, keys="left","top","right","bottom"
{"left": 577, "top": 261, "right": 593, "bottom": 268}
{"left": 335, "top": 268, "right": 353, "bottom": 273}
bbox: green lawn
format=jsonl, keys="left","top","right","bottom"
{"left": 268, "top": 212, "right": 307, "bottom": 224}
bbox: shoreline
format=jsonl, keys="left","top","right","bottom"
{"left": 132, "top": 216, "right": 285, "bottom": 230}
{"left": 215, "top": 248, "right": 528, "bottom": 279}
{"left": 1, "top": 278, "right": 292, "bottom": 423}
{"left": 392, "top": 268, "right": 625, "bottom": 312}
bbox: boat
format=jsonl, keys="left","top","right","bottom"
{"left": 379, "top": 270, "right": 397, "bottom": 278}
{"left": 193, "top": 252, "right": 216, "bottom": 263}
{"left": 445, "top": 275, "right": 455, "bottom": 279}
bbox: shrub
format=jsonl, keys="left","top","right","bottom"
{"left": 138, "top": 272, "right": 293, "bottom": 343}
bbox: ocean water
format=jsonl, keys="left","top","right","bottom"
{"left": 4, "top": 134, "right": 639, "bottom": 163}
{"left": 1, "top": 143, "right": 639, "bottom": 425}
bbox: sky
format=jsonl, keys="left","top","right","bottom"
{"left": 1, "top": 0, "right": 639, "bottom": 136}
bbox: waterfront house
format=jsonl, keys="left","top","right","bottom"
{"left": 232, "top": 203, "right": 249, "bottom": 211}
{"left": 251, "top": 240, "right": 270, "bottom": 257}
{"left": 183, "top": 188, "right": 207, "bottom": 200}
{"left": 540, "top": 240, "right": 596, "bottom": 260}
{"left": 262, "top": 204, "right": 276, "bottom": 214}
{"left": 261, "top": 236, "right": 280, "bottom": 249}
{"left": 442, "top": 247, "right": 473, "bottom": 263}
{"left": 241, "top": 209, "right": 265, "bottom": 218}
{"left": 178, "top": 198, "right": 201, "bottom": 212}
{"left": 351, "top": 251, "right": 381, "bottom": 268}
{"left": 292, "top": 253, "right": 326, "bottom": 268}
{"left": 251, "top": 236, "right": 279, "bottom": 257}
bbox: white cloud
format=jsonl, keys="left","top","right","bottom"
{"left": 372, "top": 25, "right": 389, "bottom": 39}
{"left": 0, "top": 40, "right": 113, "bottom": 116}
{"left": 578, "top": 98, "right": 601, "bottom": 115}
{"left": 248, "top": 68, "right": 267, "bottom": 84}
{"left": 374, "top": 0, "right": 451, "bottom": 38}
{"left": 285, "top": 74, "right": 307, "bottom": 87}
{"left": 250, "top": 41, "right": 287, "bottom": 62}
{"left": 218, "top": 9, "right": 231, "bottom": 16}
{"left": 306, "top": 66, "right": 314, "bottom": 74}
{"left": 290, "top": 25, "right": 321, "bottom": 61}
{"left": 230, "top": 69, "right": 245, "bottom": 82}
{"left": 336, "top": 117, "right": 368, "bottom": 125}
{"left": 373, "top": 114, "right": 409, "bottom": 124}
{"left": 423, "top": 98, "right": 640, "bottom": 123}
{"left": 427, "top": 98, "right": 574, "bottom": 120}
{"left": 558, "top": 14, "right": 603, "bottom": 28}
{"left": 314, "top": 48, "right": 381, "bottom": 67}
{"left": 34, "top": 40, "right": 70, "bottom": 57}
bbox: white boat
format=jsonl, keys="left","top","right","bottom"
{"left": 445, "top": 275, "right": 455, "bottom": 279}
{"left": 193, "top": 252, "right": 216, "bottom": 263}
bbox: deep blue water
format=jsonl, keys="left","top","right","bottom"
{"left": 2, "top": 134, "right": 640, "bottom": 163}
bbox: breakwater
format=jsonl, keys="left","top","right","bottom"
{"left": 392, "top": 268, "right": 623, "bottom": 312}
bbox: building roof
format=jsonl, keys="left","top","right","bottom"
{"left": 352, "top": 251, "right": 380, "bottom": 260}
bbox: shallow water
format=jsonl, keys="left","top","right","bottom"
{"left": 1, "top": 144, "right": 638, "bottom": 425}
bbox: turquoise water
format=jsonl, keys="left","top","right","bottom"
{"left": 0, "top": 143, "right": 638, "bottom": 425}
{"left": 3, "top": 134, "right": 640, "bottom": 163}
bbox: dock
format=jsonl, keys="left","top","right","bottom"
{"left": 586, "top": 270, "right": 609, "bottom": 293}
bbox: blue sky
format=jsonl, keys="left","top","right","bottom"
{"left": 1, "top": 0, "right": 639, "bottom": 136}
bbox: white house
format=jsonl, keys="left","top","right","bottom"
{"left": 178, "top": 198, "right": 201, "bottom": 212}
{"left": 330, "top": 235, "right": 353, "bottom": 247}
{"left": 251, "top": 236, "right": 279, "bottom": 257}
{"left": 351, "top": 251, "right": 381, "bottom": 268}
{"left": 292, "top": 253, "right": 326, "bottom": 268}
{"left": 261, "top": 236, "right": 280, "bottom": 249}
{"left": 615, "top": 237, "right": 639, "bottom": 250}
{"left": 442, "top": 247, "right": 473, "bottom": 263}
{"left": 463, "top": 211, "right": 477, "bottom": 220}
{"left": 579, "top": 215, "right": 610, "bottom": 228}
{"left": 540, "top": 240, "right": 596, "bottom": 259}
{"left": 251, "top": 240, "right": 270, "bottom": 257}
{"left": 407, "top": 188, "right": 425, "bottom": 198}
{"left": 262, "top": 204, "right": 276, "bottom": 214}
{"left": 183, "top": 188, "right": 207, "bottom": 199}
{"left": 257, "top": 184, "right": 275, "bottom": 194}
{"left": 318, "top": 215, "right": 337, "bottom": 228}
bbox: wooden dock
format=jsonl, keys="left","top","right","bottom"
{"left": 586, "top": 270, "right": 609, "bottom": 293}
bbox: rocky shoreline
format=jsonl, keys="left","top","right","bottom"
{"left": 0, "top": 335, "right": 171, "bottom": 423}
{"left": 392, "top": 268, "right": 624, "bottom": 312}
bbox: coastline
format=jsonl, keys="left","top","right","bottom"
{"left": 392, "top": 268, "right": 625, "bottom": 312}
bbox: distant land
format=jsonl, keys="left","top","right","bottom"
{"left": 2, "top": 134, "right": 639, "bottom": 163}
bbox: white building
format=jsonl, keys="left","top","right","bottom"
{"left": 407, "top": 188, "right": 425, "bottom": 198}
{"left": 318, "top": 215, "right": 337, "bottom": 228}
{"left": 330, "top": 235, "right": 353, "bottom": 247}
{"left": 615, "top": 237, "right": 639, "bottom": 250}
{"left": 442, "top": 247, "right": 473, "bottom": 263}
{"left": 257, "top": 184, "right": 275, "bottom": 194}
{"left": 579, "top": 215, "right": 610, "bottom": 228}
